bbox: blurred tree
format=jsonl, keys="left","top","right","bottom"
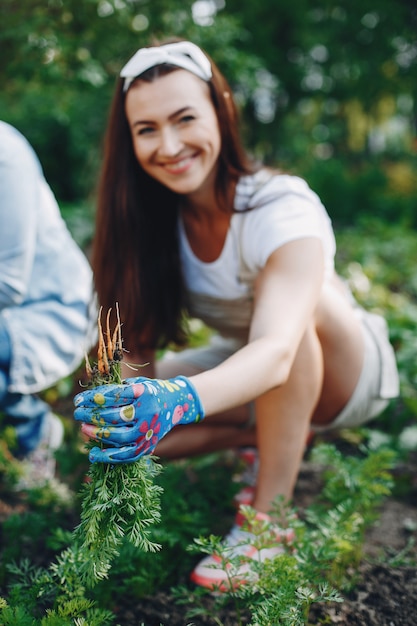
{"left": 221, "top": 0, "right": 417, "bottom": 225}
{"left": 223, "top": 0, "right": 417, "bottom": 155}
{"left": 1, "top": 0, "right": 416, "bottom": 224}
{"left": 0, "top": 0, "right": 262, "bottom": 200}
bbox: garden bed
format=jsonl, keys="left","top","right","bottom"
{"left": 111, "top": 457, "right": 417, "bottom": 626}
{"left": 1, "top": 443, "right": 416, "bottom": 626}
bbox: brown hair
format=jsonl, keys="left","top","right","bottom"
{"left": 92, "top": 42, "right": 257, "bottom": 351}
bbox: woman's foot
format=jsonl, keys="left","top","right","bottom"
{"left": 190, "top": 507, "right": 295, "bottom": 592}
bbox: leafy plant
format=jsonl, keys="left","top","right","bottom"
{"left": 0, "top": 416, "right": 23, "bottom": 487}
{"left": 0, "top": 307, "right": 164, "bottom": 624}
{"left": 183, "top": 441, "right": 396, "bottom": 626}
{"left": 73, "top": 306, "right": 163, "bottom": 586}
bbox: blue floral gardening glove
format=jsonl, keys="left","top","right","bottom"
{"left": 74, "top": 376, "right": 205, "bottom": 463}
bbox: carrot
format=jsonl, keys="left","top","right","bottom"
{"left": 73, "top": 305, "right": 162, "bottom": 587}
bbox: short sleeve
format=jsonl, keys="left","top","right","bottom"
{"left": 239, "top": 174, "right": 336, "bottom": 277}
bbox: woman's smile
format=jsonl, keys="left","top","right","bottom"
{"left": 160, "top": 153, "right": 198, "bottom": 175}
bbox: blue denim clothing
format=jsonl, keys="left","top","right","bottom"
{"left": 0, "top": 321, "right": 48, "bottom": 454}
{"left": 0, "top": 121, "right": 94, "bottom": 453}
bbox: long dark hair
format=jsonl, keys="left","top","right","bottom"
{"left": 92, "top": 42, "right": 256, "bottom": 351}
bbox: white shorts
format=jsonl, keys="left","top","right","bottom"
{"left": 161, "top": 310, "right": 399, "bottom": 431}
{"left": 313, "top": 309, "right": 399, "bottom": 431}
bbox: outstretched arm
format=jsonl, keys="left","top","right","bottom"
{"left": 189, "top": 237, "right": 325, "bottom": 414}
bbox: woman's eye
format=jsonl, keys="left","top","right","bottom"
{"left": 137, "top": 127, "right": 155, "bottom": 136}
{"left": 179, "top": 115, "right": 195, "bottom": 124}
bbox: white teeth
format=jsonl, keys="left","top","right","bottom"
{"left": 164, "top": 157, "right": 191, "bottom": 171}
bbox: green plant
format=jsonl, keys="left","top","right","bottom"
{"left": 72, "top": 306, "right": 163, "bottom": 586}
{"left": 0, "top": 307, "right": 164, "bottom": 624}
{"left": 0, "top": 415, "right": 23, "bottom": 487}
{"left": 183, "top": 441, "right": 396, "bottom": 626}
{"left": 0, "top": 437, "right": 401, "bottom": 625}
{"left": 184, "top": 500, "right": 343, "bottom": 626}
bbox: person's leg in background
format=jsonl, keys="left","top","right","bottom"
{"left": 0, "top": 320, "right": 49, "bottom": 456}
{"left": 0, "top": 319, "right": 63, "bottom": 484}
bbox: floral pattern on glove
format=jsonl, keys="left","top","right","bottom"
{"left": 74, "top": 375, "right": 204, "bottom": 464}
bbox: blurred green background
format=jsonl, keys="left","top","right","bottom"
{"left": 1, "top": 8, "right": 417, "bottom": 621}
{"left": 1, "top": 0, "right": 416, "bottom": 228}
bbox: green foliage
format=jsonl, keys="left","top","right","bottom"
{"left": 335, "top": 218, "right": 417, "bottom": 438}
{"left": 1, "top": 0, "right": 415, "bottom": 224}
{"left": 311, "top": 443, "right": 395, "bottom": 508}
{"left": 249, "top": 576, "right": 342, "bottom": 626}
{"left": 184, "top": 442, "right": 396, "bottom": 625}
{"left": 0, "top": 543, "right": 115, "bottom": 625}
{"left": 300, "top": 157, "right": 417, "bottom": 228}
{"left": 0, "top": 414, "right": 22, "bottom": 486}
{"left": 0, "top": 438, "right": 404, "bottom": 625}
{"left": 306, "top": 443, "right": 396, "bottom": 587}
{"left": 73, "top": 457, "right": 163, "bottom": 586}
{"left": 0, "top": 453, "right": 238, "bottom": 623}
{"left": 0, "top": 602, "right": 37, "bottom": 626}
{"left": 87, "top": 454, "right": 238, "bottom": 607}
{"left": 0, "top": 438, "right": 22, "bottom": 488}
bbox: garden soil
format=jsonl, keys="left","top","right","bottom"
{"left": 111, "top": 455, "right": 417, "bottom": 626}
{"left": 1, "top": 449, "right": 416, "bottom": 625}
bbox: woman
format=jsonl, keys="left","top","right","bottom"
{"left": 74, "top": 40, "right": 399, "bottom": 590}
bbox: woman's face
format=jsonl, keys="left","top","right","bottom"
{"left": 125, "top": 69, "right": 221, "bottom": 201}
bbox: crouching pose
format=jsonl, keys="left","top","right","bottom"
{"left": 74, "top": 40, "right": 399, "bottom": 589}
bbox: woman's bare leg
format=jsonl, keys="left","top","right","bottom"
{"left": 253, "top": 284, "right": 365, "bottom": 511}
{"left": 253, "top": 324, "right": 323, "bottom": 511}
{"left": 155, "top": 422, "right": 256, "bottom": 458}
{"left": 155, "top": 359, "right": 256, "bottom": 458}
{"left": 312, "top": 279, "right": 365, "bottom": 425}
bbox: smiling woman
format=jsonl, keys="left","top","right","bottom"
{"left": 124, "top": 70, "right": 221, "bottom": 200}
{"left": 75, "top": 38, "right": 399, "bottom": 592}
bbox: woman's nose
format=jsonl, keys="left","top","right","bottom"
{"left": 158, "top": 127, "right": 183, "bottom": 156}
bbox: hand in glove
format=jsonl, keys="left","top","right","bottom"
{"left": 74, "top": 376, "right": 204, "bottom": 463}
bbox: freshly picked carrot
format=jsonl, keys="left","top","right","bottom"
{"left": 73, "top": 305, "right": 162, "bottom": 586}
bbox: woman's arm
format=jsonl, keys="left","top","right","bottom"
{"left": 188, "top": 237, "right": 325, "bottom": 415}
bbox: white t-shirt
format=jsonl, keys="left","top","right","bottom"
{"left": 179, "top": 170, "right": 336, "bottom": 299}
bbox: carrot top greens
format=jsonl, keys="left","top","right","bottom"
{"left": 74, "top": 305, "right": 162, "bottom": 587}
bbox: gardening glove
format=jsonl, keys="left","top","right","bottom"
{"left": 74, "top": 376, "right": 205, "bottom": 464}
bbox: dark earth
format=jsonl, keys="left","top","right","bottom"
{"left": 1, "top": 439, "right": 416, "bottom": 626}
{"left": 112, "top": 455, "right": 417, "bottom": 626}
